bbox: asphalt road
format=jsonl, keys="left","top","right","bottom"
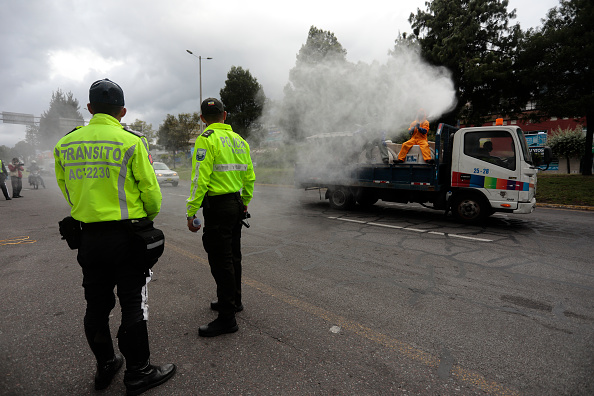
{"left": 0, "top": 178, "right": 593, "bottom": 395}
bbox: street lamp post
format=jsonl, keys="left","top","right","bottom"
{"left": 186, "top": 50, "right": 213, "bottom": 132}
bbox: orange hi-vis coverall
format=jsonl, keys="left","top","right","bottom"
{"left": 397, "top": 118, "right": 432, "bottom": 162}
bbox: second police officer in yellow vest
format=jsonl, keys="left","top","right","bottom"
{"left": 54, "top": 79, "right": 175, "bottom": 395}
{"left": 186, "top": 97, "right": 256, "bottom": 337}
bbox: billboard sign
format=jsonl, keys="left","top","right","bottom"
{"left": 1, "top": 112, "right": 35, "bottom": 126}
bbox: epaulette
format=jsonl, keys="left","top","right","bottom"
{"left": 201, "top": 129, "right": 215, "bottom": 138}
{"left": 65, "top": 125, "right": 84, "bottom": 135}
{"left": 123, "top": 127, "right": 146, "bottom": 138}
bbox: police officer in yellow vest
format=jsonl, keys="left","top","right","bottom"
{"left": 54, "top": 79, "right": 175, "bottom": 395}
{"left": 0, "top": 158, "right": 11, "bottom": 200}
{"left": 186, "top": 97, "right": 255, "bottom": 337}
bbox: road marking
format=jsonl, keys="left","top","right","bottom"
{"left": 0, "top": 236, "right": 36, "bottom": 246}
{"left": 164, "top": 193, "right": 189, "bottom": 198}
{"left": 368, "top": 222, "right": 402, "bottom": 229}
{"left": 167, "top": 242, "right": 515, "bottom": 395}
{"left": 328, "top": 217, "right": 493, "bottom": 242}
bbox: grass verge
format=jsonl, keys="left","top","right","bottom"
{"left": 536, "top": 174, "right": 594, "bottom": 207}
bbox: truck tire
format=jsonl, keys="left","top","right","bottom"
{"left": 451, "top": 194, "right": 490, "bottom": 223}
{"left": 328, "top": 187, "right": 356, "bottom": 210}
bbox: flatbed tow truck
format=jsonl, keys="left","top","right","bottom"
{"left": 295, "top": 123, "right": 551, "bottom": 223}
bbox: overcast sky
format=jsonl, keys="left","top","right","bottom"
{"left": 0, "top": 0, "right": 559, "bottom": 149}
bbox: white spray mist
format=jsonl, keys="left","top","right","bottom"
{"left": 257, "top": 46, "right": 457, "bottom": 179}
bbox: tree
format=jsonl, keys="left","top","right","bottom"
{"left": 128, "top": 119, "right": 157, "bottom": 146}
{"left": 219, "top": 66, "right": 265, "bottom": 139}
{"left": 38, "top": 89, "right": 84, "bottom": 150}
{"left": 0, "top": 145, "right": 11, "bottom": 161}
{"left": 13, "top": 141, "right": 34, "bottom": 162}
{"left": 157, "top": 113, "right": 200, "bottom": 168}
{"left": 389, "top": 32, "right": 420, "bottom": 57}
{"left": 278, "top": 26, "right": 352, "bottom": 141}
{"left": 519, "top": 0, "right": 593, "bottom": 175}
{"left": 548, "top": 126, "right": 586, "bottom": 174}
{"left": 409, "top": 0, "right": 522, "bottom": 125}
{"left": 25, "top": 124, "right": 41, "bottom": 150}
{"left": 294, "top": 26, "right": 347, "bottom": 66}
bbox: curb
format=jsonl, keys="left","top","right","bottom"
{"left": 536, "top": 203, "right": 594, "bottom": 211}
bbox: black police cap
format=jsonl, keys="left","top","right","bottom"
{"left": 89, "top": 78, "right": 125, "bottom": 106}
{"left": 201, "top": 98, "right": 224, "bottom": 115}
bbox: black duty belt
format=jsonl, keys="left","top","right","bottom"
{"left": 81, "top": 219, "right": 137, "bottom": 231}
{"left": 206, "top": 191, "right": 241, "bottom": 202}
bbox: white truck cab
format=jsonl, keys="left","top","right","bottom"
{"left": 450, "top": 125, "right": 538, "bottom": 218}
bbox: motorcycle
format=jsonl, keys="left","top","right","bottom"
{"left": 28, "top": 169, "right": 45, "bottom": 189}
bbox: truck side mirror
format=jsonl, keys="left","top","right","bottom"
{"left": 543, "top": 147, "right": 552, "bottom": 165}
{"left": 531, "top": 147, "right": 552, "bottom": 167}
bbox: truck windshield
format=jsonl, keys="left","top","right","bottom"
{"left": 515, "top": 128, "right": 533, "bottom": 164}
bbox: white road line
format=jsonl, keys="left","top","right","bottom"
{"left": 329, "top": 217, "right": 493, "bottom": 242}
{"left": 339, "top": 218, "right": 368, "bottom": 224}
{"left": 448, "top": 234, "right": 493, "bottom": 242}
{"left": 368, "top": 222, "right": 403, "bottom": 229}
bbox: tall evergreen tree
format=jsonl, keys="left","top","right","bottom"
{"left": 281, "top": 26, "right": 349, "bottom": 141}
{"left": 519, "top": 0, "right": 593, "bottom": 175}
{"left": 219, "top": 66, "right": 265, "bottom": 139}
{"left": 38, "top": 89, "right": 84, "bottom": 149}
{"left": 25, "top": 124, "right": 41, "bottom": 150}
{"left": 409, "top": 0, "right": 522, "bottom": 125}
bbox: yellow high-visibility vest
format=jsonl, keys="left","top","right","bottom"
{"left": 54, "top": 113, "right": 162, "bottom": 222}
{"left": 186, "top": 123, "right": 255, "bottom": 217}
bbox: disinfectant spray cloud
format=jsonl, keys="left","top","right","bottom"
{"left": 262, "top": 45, "right": 457, "bottom": 143}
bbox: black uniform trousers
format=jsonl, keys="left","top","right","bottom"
{"left": 77, "top": 221, "right": 152, "bottom": 366}
{"left": 0, "top": 175, "right": 9, "bottom": 199}
{"left": 202, "top": 193, "right": 243, "bottom": 317}
{"left": 11, "top": 176, "right": 22, "bottom": 197}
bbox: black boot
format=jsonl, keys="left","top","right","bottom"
{"left": 95, "top": 353, "right": 124, "bottom": 390}
{"left": 84, "top": 325, "right": 122, "bottom": 390}
{"left": 198, "top": 315, "right": 238, "bottom": 337}
{"left": 124, "top": 360, "right": 176, "bottom": 396}
{"left": 118, "top": 321, "right": 176, "bottom": 395}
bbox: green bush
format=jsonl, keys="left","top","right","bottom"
{"left": 547, "top": 126, "right": 586, "bottom": 174}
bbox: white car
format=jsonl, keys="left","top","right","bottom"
{"left": 153, "top": 161, "right": 179, "bottom": 187}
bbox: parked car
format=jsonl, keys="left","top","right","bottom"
{"left": 153, "top": 161, "right": 179, "bottom": 187}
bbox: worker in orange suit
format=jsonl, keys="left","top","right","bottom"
{"left": 395, "top": 109, "right": 434, "bottom": 164}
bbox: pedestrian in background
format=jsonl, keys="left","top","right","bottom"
{"left": 0, "top": 158, "right": 11, "bottom": 200}
{"left": 186, "top": 97, "right": 256, "bottom": 337}
{"left": 7, "top": 158, "right": 24, "bottom": 198}
{"left": 54, "top": 78, "right": 175, "bottom": 395}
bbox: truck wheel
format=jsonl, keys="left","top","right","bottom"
{"left": 328, "top": 187, "right": 355, "bottom": 210}
{"left": 451, "top": 194, "right": 489, "bottom": 223}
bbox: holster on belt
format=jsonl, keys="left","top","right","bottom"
{"left": 58, "top": 216, "right": 82, "bottom": 250}
{"left": 129, "top": 218, "right": 165, "bottom": 269}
